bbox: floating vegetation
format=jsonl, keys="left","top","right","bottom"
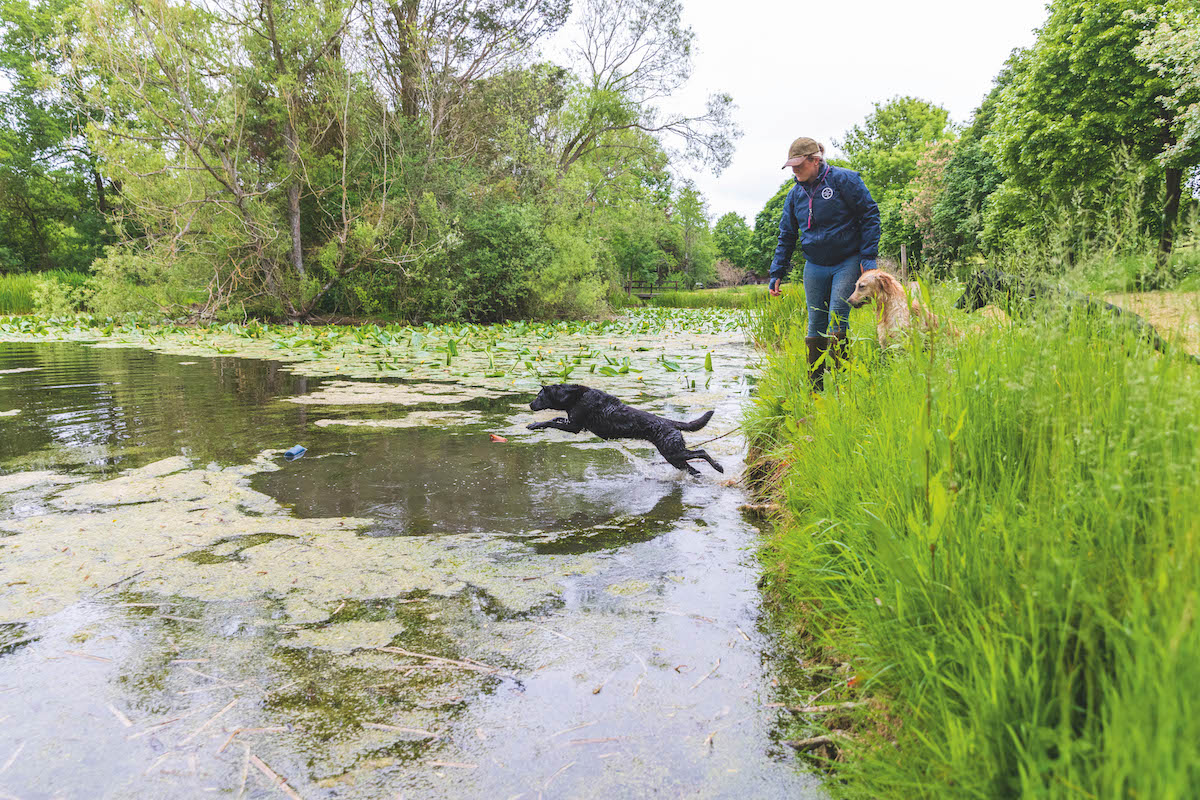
{"left": 312, "top": 411, "right": 484, "bottom": 428}
{"left": 0, "top": 310, "right": 750, "bottom": 412}
{"left": 0, "top": 453, "right": 612, "bottom": 624}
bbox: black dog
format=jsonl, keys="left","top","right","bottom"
{"left": 956, "top": 268, "right": 1198, "bottom": 363}
{"left": 527, "top": 384, "right": 723, "bottom": 476}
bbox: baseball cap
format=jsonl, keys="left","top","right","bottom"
{"left": 782, "top": 137, "right": 821, "bottom": 168}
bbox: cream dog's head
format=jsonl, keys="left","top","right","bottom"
{"left": 847, "top": 270, "right": 904, "bottom": 309}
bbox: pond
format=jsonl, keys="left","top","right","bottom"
{"left": 0, "top": 312, "right": 824, "bottom": 799}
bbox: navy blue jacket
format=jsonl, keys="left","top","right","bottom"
{"left": 769, "top": 163, "right": 881, "bottom": 282}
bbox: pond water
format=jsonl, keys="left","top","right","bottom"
{"left": 0, "top": 319, "right": 824, "bottom": 799}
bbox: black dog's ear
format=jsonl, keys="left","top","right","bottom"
{"left": 553, "top": 384, "right": 586, "bottom": 405}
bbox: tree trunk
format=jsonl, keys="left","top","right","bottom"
{"left": 1158, "top": 165, "right": 1182, "bottom": 267}
{"left": 286, "top": 129, "right": 305, "bottom": 280}
{"left": 17, "top": 197, "right": 50, "bottom": 270}
{"left": 92, "top": 166, "right": 110, "bottom": 216}
{"left": 389, "top": 0, "right": 421, "bottom": 120}
{"left": 264, "top": 0, "right": 305, "bottom": 280}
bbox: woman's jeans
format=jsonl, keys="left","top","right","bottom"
{"left": 804, "top": 255, "right": 863, "bottom": 337}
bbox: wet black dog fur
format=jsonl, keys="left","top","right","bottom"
{"left": 527, "top": 384, "right": 723, "bottom": 476}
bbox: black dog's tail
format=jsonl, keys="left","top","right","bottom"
{"left": 672, "top": 410, "right": 714, "bottom": 432}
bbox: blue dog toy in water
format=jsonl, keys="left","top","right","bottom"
{"left": 283, "top": 445, "right": 307, "bottom": 461}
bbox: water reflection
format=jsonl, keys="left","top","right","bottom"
{"left": 0, "top": 342, "right": 318, "bottom": 473}
{"left": 255, "top": 427, "right": 690, "bottom": 540}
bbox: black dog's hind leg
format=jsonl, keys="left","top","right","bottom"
{"left": 663, "top": 447, "right": 723, "bottom": 475}
{"left": 686, "top": 448, "right": 723, "bottom": 473}
{"left": 667, "top": 456, "right": 703, "bottom": 476}
{"left": 527, "top": 417, "right": 584, "bottom": 433}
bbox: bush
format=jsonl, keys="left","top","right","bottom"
{"left": 450, "top": 201, "right": 550, "bottom": 323}
{"left": 527, "top": 223, "right": 608, "bottom": 318}
{"left": 33, "top": 275, "right": 93, "bottom": 316}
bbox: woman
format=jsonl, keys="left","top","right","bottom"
{"left": 768, "top": 137, "right": 880, "bottom": 390}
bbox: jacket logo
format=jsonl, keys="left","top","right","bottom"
{"left": 821, "top": 187, "right": 834, "bottom": 200}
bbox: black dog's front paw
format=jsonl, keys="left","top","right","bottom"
{"left": 526, "top": 422, "right": 542, "bottom": 430}
{"left": 713, "top": 462, "right": 725, "bottom": 473}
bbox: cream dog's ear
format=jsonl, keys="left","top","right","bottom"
{"left": 875, "top": 271, "right": 903, "bottom": 295}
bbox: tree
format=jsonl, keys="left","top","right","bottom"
{"left": 986, "top": 0, "right": 1186, "bottom": 258}
{"left": 928, "top": 80, "right": 1008, "bottom": 263}
{"left": 555, "top": 0, "right": 739, "bottom": 175}
{"left": 75, "top": 0, "right": 418, "bottom": 317}
{"left": 1135, "top": 1, "right": 1200, "bottom": 256}
{"left": 838, "top": 96, "right": 952, "bottom": 206}
{"left": 712, "top": 211, "right": 752, "bottom": 270}
{"left": 0, "top": 0, "right": 112, "bottom": 272}
{"left": 901, "top": 140, "right": 957, "bottom": 267}
{"left": 360, "top": 0, "right": 570, "bottom": 143}
{"left": 837, "top": 96, "right": 952, "bottom": 259}
{"left": 673, "top": 180, "right": 715, "bottom": 285}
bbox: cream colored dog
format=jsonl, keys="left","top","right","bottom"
{"left": 846, "top": 271, "right": 958, "bottom": 347}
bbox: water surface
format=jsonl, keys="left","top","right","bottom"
{"left": 0, "top": 328, "right": 824, "bottom": 799}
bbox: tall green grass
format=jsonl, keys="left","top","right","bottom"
{"left": 746, "top": 294, "right": 1200, "bottom": 797}
{"left": 649, "top": 285, "right": 767, "bottom": 309}
{"left": 0, "top": 271, "right": 89, "bottom": 315}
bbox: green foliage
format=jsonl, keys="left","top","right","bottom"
{"left": 32, "top": 274, "right": 92, "bottom": 316}
{"left": 452, "top": 202, "right": 546, "bottom": 322}
{"left": 900, "top": 140, "right": 957, "bottom": 268}
{"left": 0, "top": 270, "right": 88, "bottom": 314}
{"left": 838, "top": 96, "right": 952, "bottom": 206}
{"left": 0, "top": 0, "right": 731, "bottom": 323}
{"left": 603, "top": 203, "right": 681, "bottom": 285}
{"left": 674, "top": 181, "right": 717, "bottom": 286}
{"left": 748, "top": 179, "right": 794, "bottom": 276}
{"left": 647, "top": 286, "right": 762, "bottom": 309}
{"left": 837, "top": 96, "right": 952, "bottom": 259}
{"left": 928, "top": 85, "right": 1008, "bottom": 264}
{"left": 0, "top": 0, "right": 113, "bottom": 273}
{"left": 558, "top": 0, "right": 739, "bottom": 175}
{"left": 747, "top": 296, "right": 1200, "bottom": 798}
{"left": 984, "top": 0, "right": 1179, "bottom": 247}
{"left": 1134, "top": 1, "right": 1200, "bottom": 166}
{"left": 529, "top": 222, "right": 608, "bottom": 319}
{"left": 713, "top": 212, "right": 753, "bottom": 270}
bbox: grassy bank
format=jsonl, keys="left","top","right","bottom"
{"left": 0, "top": 271, "right": 89, "bottom": 315}
{"left": 649, "top": 285, "right": 766, "bottom": 309}
{"left": 745, "top": 286, "right": 1200, "bottom": 797}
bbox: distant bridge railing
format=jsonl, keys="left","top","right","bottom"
{"left": 624, "top": 279, "right": 682, "bottom": 299}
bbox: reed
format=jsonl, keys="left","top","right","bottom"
{"left": 0, "top": 271, "right": 89, "bottom": 315}
{"left": 648, "top": 285, "right": 766, "bottom": 309}
{"left": 745, "top": 280, "right": 1200, "bottom": 798}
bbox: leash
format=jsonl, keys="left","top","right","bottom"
{"left": 694, "top": 425, "right": 742, "bottom": 447}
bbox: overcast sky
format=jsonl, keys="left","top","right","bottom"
{"left": 650, "top": 0, "right": 1052, "bottom": 224}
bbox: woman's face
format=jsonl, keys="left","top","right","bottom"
{"left": 791, "top": 155, "right": 822, "bottom": 183}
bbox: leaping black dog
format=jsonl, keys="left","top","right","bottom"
{"left": 527, "top": 384, "right": 723, "bottom": 476}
